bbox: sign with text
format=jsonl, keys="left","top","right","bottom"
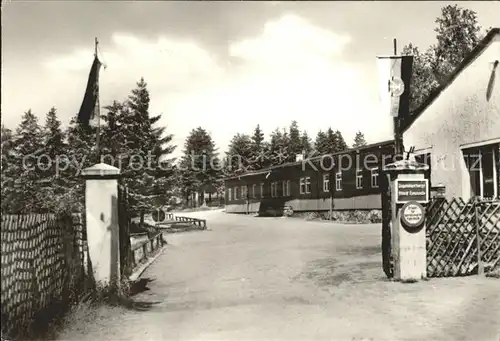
{"left": 400, "top": 201, "right": 425, "bottom": 233}
{"left": 395, "top": 179, "right": 429, "bottom": 204}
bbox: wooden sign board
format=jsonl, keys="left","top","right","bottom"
{"left": 395, "top": 179, "right": 429, "bottom": 204}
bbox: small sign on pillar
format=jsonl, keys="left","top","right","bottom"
{"left": 400, "top": 201, "right": 425, "bottom": 233}
{"left": 395, "top": 179, "right": 429, "bottom": 203}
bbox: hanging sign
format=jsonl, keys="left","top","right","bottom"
{"left": 400, "top": 201, "right": 425, "bottom": 233}
{"left": 395, "top": 179, "right": 429, "bottom": 204}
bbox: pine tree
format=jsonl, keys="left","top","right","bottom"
{"left": 65, "top": 117, "right": 97, "bottom": 212}
{"left": 268, "top": 128, "right": 289, "bottom": 166}
{"left": 226, "top": 133, "right": 253, "bottom": 175}
{"left": 300, "top": 131, "right": 313, "bottom": 156}
{"left": 1, "top": 125, "right": 16, "bottom": 212}
{"left": 100, "top": 100, "right": 125, "bottom": 162}
{"left": 325, "top": 128, "right": 336, "bottom": 153}
{"left": 250, "top": 125, "right": 266, "bottom": 170}
{"left": 8, "top": 110, "right": 45, "bottom": 212}
{"left": 288, "top": 120, "right": 301, "bottom": 162}
{"left": 108, "top": 78, "right": 177, "bottom": 219}
{"left": 37, "top": 107, "right": 72, "bottom": 212}
{"left": 314, "top": 130, "right": 328, "bottom": 155}
{"left": 352, "top": 131, "right": 368, "bottom": 148}
{"left": 333, "top": 130, "right": 348, "bottom": 152}
{"left": 179, "top": 127, "right": 220, "bottom": 206}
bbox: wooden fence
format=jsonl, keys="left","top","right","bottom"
{"left": 129, "top": 232, "right": 165, "bottom": 274}
{"left": 426, "top": 197, "right": 500, "bottom": 277}
{"left": 1, "top": 213, "right": 88, "bottom": 339}
{"left": 164, "top": 213, "right": 207, "bottom": 230}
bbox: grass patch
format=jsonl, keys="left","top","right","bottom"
{"left": 28, "top": 278, "right": 159, "bottom": 341}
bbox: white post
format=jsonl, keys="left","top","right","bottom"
{"left": 81, "top": 163, "right": 121, "bottom": 287}
{"left": 385, "top": 160, "right": 429, "bottom": 281}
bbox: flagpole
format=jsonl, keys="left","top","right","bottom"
{"left": 94, "top": 37, "right": 101, "bottom": 163}
{"left": 393, "top": 38, "right": 403, "bottom": 157}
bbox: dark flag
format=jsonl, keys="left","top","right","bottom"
{"left": 77, "top": 55, "right": 102, "bottom": 125}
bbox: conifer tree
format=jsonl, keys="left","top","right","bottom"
{"left": 1, "top": 125, "right": 16, "bottom": 212}
{"left": 300, "top": 131, "right": 313, "bottom": 156}
{"left": 179, "top": 127, "right": 220, "bottom": 206}
{"left": 250, "top": 124, "right": 267, "bottom": 170}
{"left": 333, "top": 130, "right": 348, "bottom": 152}
{"left": 7, "top": 110, "right": 45, "bottom": 212}
{"left": 288, "top": 120, "right": 301, "bottom": 162}
{"left": 352, "top": 131, "right": 368, "bottom": 148}
{"left": 226, "top": 133, "right": 253, "bottom": 175}
{"left": 314, "top": 130, "right": 329, "bottom": 155}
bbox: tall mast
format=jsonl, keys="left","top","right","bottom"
{"left": 393, "top": 38, "right": 403, "bottom": 157}
{"left": 94, "top": 37, "right": 101, "bottom": 163}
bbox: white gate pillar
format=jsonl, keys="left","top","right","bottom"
{"left": 81, "top": 163, "right": 121, "bottom": 288}
{"left": 385, "top": 159, "right": 430, "bottom": 281}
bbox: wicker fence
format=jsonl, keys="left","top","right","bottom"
{"left": 426, "top": 197, "right": 500, "bottom": 277}
{"left": 1, "top": 213, "right": 88, "bottom": 339}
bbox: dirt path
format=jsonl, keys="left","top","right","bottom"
{"left": 58, "top": 212, "right": 500, "bottom": 341}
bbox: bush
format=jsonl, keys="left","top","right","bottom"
{"left": 305, "top": 212, "right": 321, "bottom": 221}
{"left": 368, "top": 210, "right": 383, "bottom": 223}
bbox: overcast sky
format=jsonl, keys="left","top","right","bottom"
{"left": 3, "top": 1, "right": 499, "bottom": 157}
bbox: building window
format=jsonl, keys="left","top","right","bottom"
{"left": 323, "top": 173, "right": 330, "bottom": 192}
{"left": 228, "top": 188, "right": 232, "bottom": 201}
{"left": 371, "top": 168, "right": 379, "bottom": 188}
{"left": 260, "top": 182, "right": 264, "bottom": 198}
{"left": 283, "top": 180, "right": 291, "bottom": 196}
{"left": 271, "top": 182, "right": 280, "bottom": 198}
{"left": 300, "top": 177, "right": 311, "bottom": 194}
{"left": 252, "top": 184, "right": 257, "bottom": 199}
{"left": 234, "top": 186, "right": 239, "bottom": 200}
{"left": 463, "top": 143, "right": 499, "bottom": 199}
{"left": 241, "top": 185, "right": 247, "bottom": 200}
{"left": 356, "top": 168, "right": 363, "bottom": 189}
{"left": 336, "top": 171, "right": 342, "bottom": 191}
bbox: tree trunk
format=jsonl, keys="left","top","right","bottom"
{"left": 140, "top": 211, "right": 145, "bottom": 226}
{"left": 200, "top": 191, "right": 205, "bottom": 206}
{"left": 381, "top": 173, "right": 393, "bottom": 279}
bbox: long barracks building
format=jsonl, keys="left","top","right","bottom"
{"left": 223, "top": 140, "right": 395, "bottom": 215}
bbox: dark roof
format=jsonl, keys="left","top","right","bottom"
{"left": 223, "top": 139, "right": 395, "bottom": 181}
{"left": 401, "top": 28, "right": 500, "bottom": 133}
